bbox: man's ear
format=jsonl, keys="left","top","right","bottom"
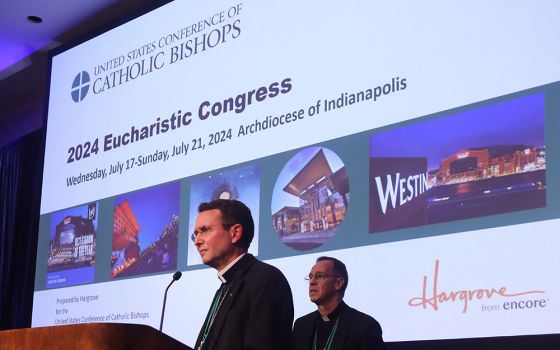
{"left": 334, "top": 277, "right": 345, "bottom": 292}
{"left": 230, "top": 223, "right": 243, "bottom": 244}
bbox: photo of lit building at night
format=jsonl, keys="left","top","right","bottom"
{"left": 48, "top": 216, "right": 95, "bottom": 270}
{"left": 111, "top": 199, "right": 141, "bottom": 277}
{"left": 187, "top": 164, "right": 261, "bottom": 266}
{"left": 46, "top": 203, "right": 98, "bottom": 288}
{"left": 437, "top": 145, "right": 544, "bottom": 185}
{"left": 370, "top": 93, "right": 547, "bottom": 233}
{"left": 272, "top": 147, "right": 349, "bottom": 251}
{"left": 111, "top": 182, "right": 180, "bottom": 278}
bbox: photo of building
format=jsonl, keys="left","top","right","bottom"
{"left": 271, "top": 147, "right": 349, "bottom": 251}
{"left": 111, "top": 182, "right": 180, "bottom": 278}
{"left": 369, "top": 93, "right": 547, "bottom": 233}
{"left": 46, "top": 203, "right": 98, "bottom": 288}
{"left": 187, "top": 164, "right": 261, "bottom": 265}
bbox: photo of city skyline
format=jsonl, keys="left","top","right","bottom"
{"left": 369, "top": 93, "right": 547, "bottom": 233}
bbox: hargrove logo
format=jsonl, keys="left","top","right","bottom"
{"left": 408, "top": 259, "right": 546, "bottom": 313}
{"left": 71, "top": 71, "right": 91, "bottom": 103}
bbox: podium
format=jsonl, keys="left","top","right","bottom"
{"left": 0, "top": 323, "right": 193, "bottom": 350}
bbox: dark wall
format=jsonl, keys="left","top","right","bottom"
{"left": 0, "top": 129, "right": 44, "bottom": 330}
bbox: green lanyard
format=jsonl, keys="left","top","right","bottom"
{"left": 199, "top": 285, "right": 228, "bottom": 350}
{"left": 312, "top": 318, "right": 340, "bottom": 350}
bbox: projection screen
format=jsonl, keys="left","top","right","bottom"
{"left": 33, "top": 0, "right": 560, "bottom": 345}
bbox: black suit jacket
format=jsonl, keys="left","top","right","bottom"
{"left": 293, "top": 301, "right": 385, "bottom": 350}
{"left": 194, "top": 254, "right": 294, "bottom": 350}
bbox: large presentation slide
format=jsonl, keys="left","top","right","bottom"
{"left": 33, "top": 0, "right": 560, "bottom": 345}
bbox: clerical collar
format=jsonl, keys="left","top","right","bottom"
{"left": 318, "top": 300, "right": 344, "bottom": 322}
{"left": 217, "top": 253, "right": 246, "bottom": 283}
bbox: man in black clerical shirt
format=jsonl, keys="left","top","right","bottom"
{"left": 293, "top": 256, "right": 385, "bottom": 350}
{"left": 192, "top": 199, "right": 294, "bottom": 350}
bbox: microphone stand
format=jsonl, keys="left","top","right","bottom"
{"left": 159, "top": 271, "right": 182, "bottom": 332}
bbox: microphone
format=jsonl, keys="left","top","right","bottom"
{"left": 159, "top": 271, "right": 182, "bottom": 332}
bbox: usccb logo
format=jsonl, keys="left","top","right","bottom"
{"left": 71, "top": 71, "right": 91, "bottom": 103}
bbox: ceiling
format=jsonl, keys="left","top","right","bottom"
{"left": 0, "top": 0, "right": 164, "bottom": 145}
{"left": 0, "top": 0, "right": 163, "bottom": 78}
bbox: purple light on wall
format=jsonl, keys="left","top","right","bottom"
{"left": 0, "top": 37, "right": 48, "bottom": 72}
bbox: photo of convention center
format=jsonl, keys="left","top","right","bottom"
{"left": 271, "top": 147, "right": 349, "bottom": 251}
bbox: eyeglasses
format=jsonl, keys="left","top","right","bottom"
{"left": 191, "top": 223, "right": 234, "bottom": 242}
{"left": 304, "top": 272, "right": 342, "bottom": 281}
